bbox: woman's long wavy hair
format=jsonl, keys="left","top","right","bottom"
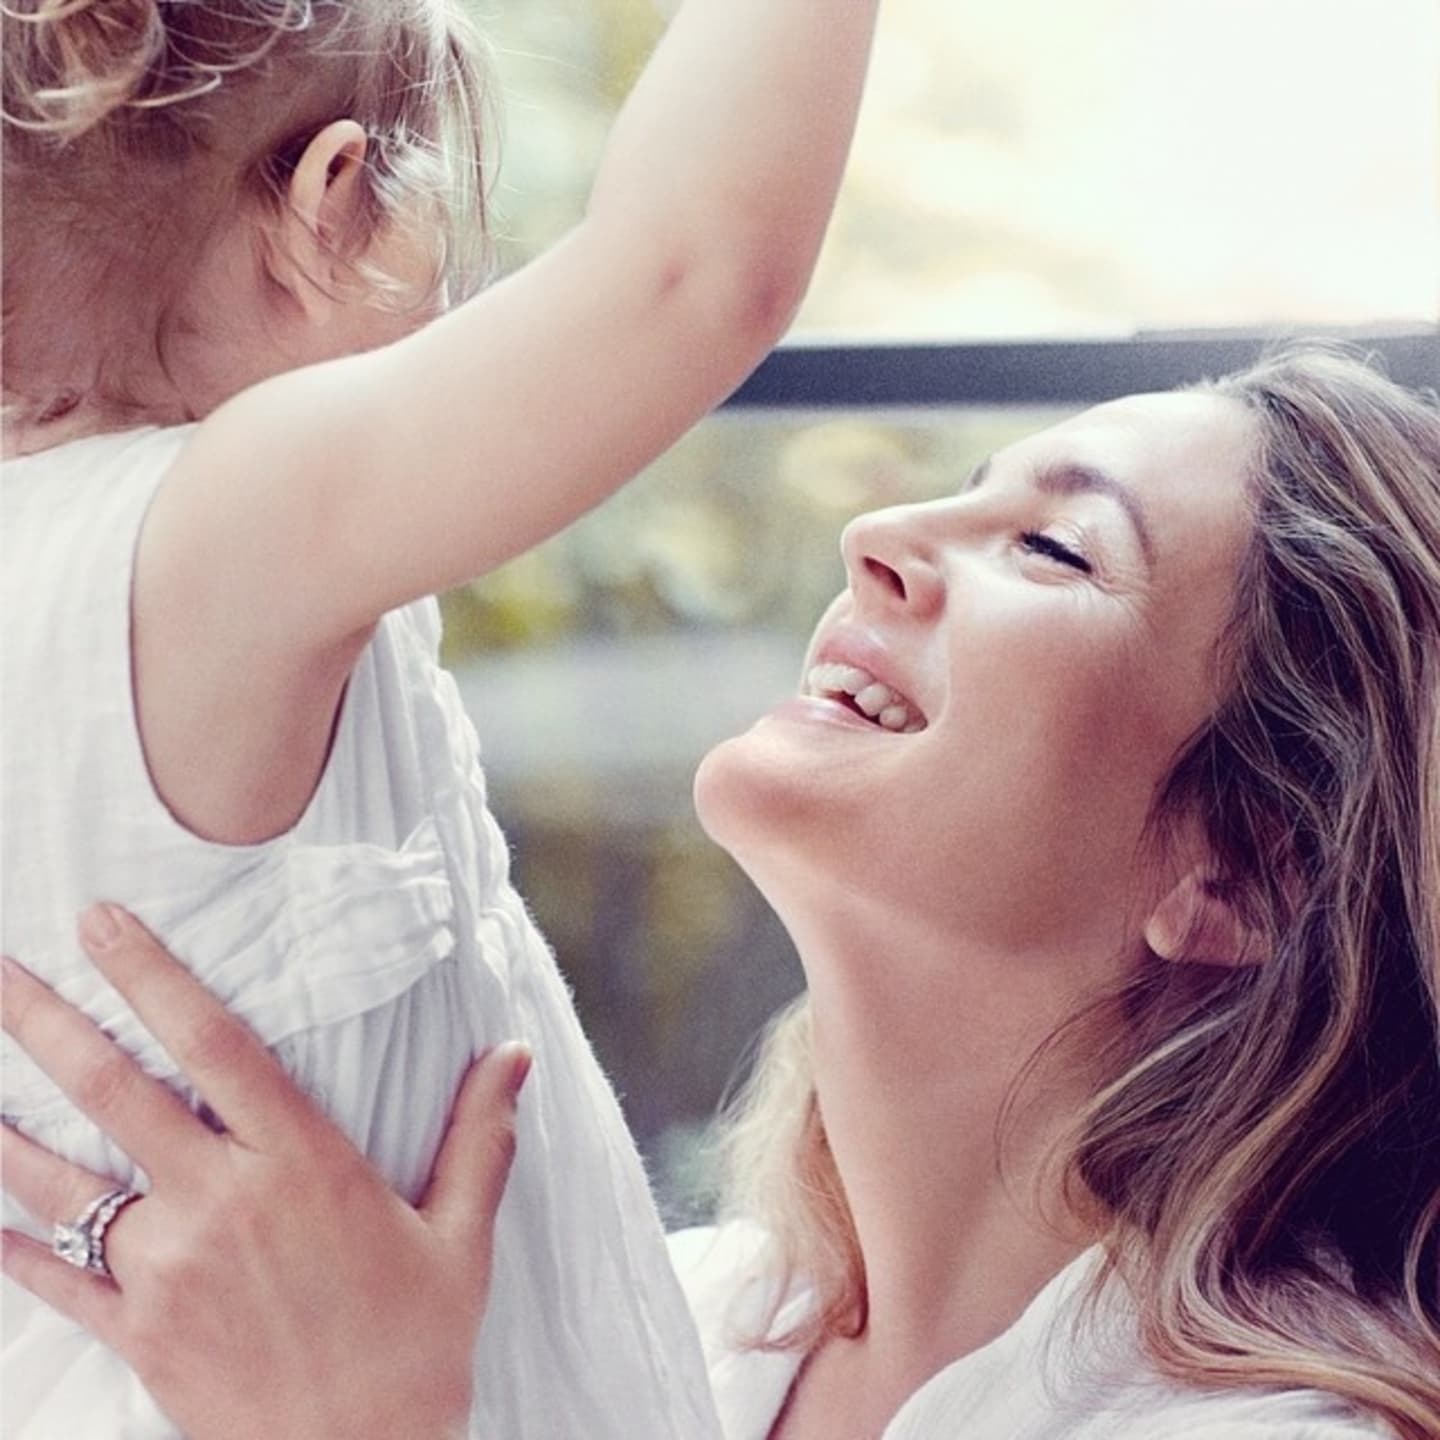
{"left": 3, "top": 0, "right": 495, "bottom": 427}
{"left": 719, "top": 345, "right": 1440, "bottom": 1439}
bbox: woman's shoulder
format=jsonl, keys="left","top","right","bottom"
{"left": 891, "top": 1320, "right": 1395, "bottom": 1440}
{"left": 1069, "top": 1337, "right": 1399, "bottom": 1439}
{"left": 667, "top": 1223, "right": 812, "bottom": 1440}
{"left": 667, "top": 1220, "right": 790, "bottom": 1344}
{"left": 667, "top": 1219, "right": 772, "bottom": 1273}
{"left": 1099, "top": 1391, "right": 1397, "bottom": 1440}
{"left": 667, "top": 1233, "right": 1398, "bottom": 1440}
{"left": 1044, "top": 1266, "right": 1399, "bottom": 1440}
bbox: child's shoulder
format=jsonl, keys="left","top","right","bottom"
{"left": 4, "top": 426, "right": 198, "bottom": 619}
{"left": 2, "top": 427, "right": 193, "bottom": 590}
{"left": 3, "top": 424, "right": 193, "bottom": 495}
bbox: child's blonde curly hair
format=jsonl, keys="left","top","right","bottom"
{"left": 3, "top": 0, "right": 494, "bottom": 424}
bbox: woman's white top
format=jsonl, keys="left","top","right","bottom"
{"left": 0, "top": 428, "right": 721, "bottom": 1440}
{"left": 669, "top": 1224, "right": 1397, "bottom": 1440}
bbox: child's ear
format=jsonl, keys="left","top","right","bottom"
{"left": 275, "top": 118, "right": 370, "bottom": 310}
{"left": 1144, "top": 869, "right": 1269, "bottom": 968}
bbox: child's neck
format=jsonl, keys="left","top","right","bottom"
{"left": 3, "top": 389, "right": 189, "bottom": 458}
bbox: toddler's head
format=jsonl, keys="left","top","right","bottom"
{"left": 3, "top": 0, "right": 493, "bottom": 439}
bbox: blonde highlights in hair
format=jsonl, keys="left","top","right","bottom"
{"left": 3, "top": 0, "right": 495, "bottom": 421}
{"left": 718, "top": 346, "right": 1440, "bottom": 1437}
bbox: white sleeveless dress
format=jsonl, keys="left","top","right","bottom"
{"left": 0, "top": 427, "right": 721, "bottom": 1440}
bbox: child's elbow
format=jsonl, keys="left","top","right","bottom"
{"left": 733, "top": 256, "right": 809, "bottom": 349}
{"left": 669, "top": 243, "right": 810, "bottom": 361}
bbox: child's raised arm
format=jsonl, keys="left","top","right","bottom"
{"left": 134, "top": 0, "right": 879, "bottom": 840}
{"left": 147, "top": 0, "right": 880, "bottom": 627}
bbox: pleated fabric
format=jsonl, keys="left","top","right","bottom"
{"left": 2, "top": 428, "right": 720, "bottom": 1440}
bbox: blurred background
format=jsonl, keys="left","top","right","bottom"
{"left": 452, "top": 0, "right": 1439, "bottom": 1223}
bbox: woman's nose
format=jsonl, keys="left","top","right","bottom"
{"left": 839, "top": 507, "right": 945, "bottom": 616}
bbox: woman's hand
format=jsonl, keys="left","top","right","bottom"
{"left": 0, "top": 904, "right": 531, "bottom": 1440}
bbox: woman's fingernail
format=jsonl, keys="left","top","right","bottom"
{"left": 502, "top": 1042, "right": 533, "bottom": 1098}
{"left": 78, "top": 904, "right": 123, "bottom": 953}
{"left": 0, "top": 955, "right": 25, "bottom": 993}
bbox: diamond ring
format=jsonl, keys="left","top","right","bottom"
{"left": 52, "top": 1188, "right": 140, "bottom": 1278}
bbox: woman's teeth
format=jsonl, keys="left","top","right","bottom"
{"left": 805, "top": 663, "right": 927, "bottom": 733}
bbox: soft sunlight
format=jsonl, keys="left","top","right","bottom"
{"left": 797, "top": 0, "right": 1439, "bottom": 336}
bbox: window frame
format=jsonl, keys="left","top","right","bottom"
{"left": 726, "top": 328, "right": 1439, "bottom": 410}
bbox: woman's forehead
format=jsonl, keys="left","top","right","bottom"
{"left": 985, "top": 391, "right": 1258, "bottom": 583}
{"left": 1028, "top": 390, "right": 1256, "bottom": 485}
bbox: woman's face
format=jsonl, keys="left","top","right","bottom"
{"left": 694, "top": 390, "right": 1258, "bottom": 963}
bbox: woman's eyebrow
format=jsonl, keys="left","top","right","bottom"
{"left": 1036, "top": 462, "right": 1156, "bottom": 571}
{"left": 964, "top": 455, "right": 1156, "bottom": 571}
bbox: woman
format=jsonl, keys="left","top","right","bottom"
{"left": 3, "top": 346, "right": 1439, "bottom": 1439}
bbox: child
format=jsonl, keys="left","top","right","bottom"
{"left": 0, "top": 1, "right": 880, "bottom": 1434}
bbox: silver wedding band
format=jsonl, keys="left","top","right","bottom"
{"left": 52, "top": 1188, "right": 140, "bottom": 1278}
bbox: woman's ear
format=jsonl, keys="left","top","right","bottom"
{"left": 1144, "top": 869, "right": 1269, "bottom": 967}
{"left": 274, "top": 119, "right": 370, "bottom": 313}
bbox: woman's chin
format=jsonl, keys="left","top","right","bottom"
{"left": 694, "top": 693, "right": 889, "bottom": 836}
{"left": 692, "top": 731, "right": 762, "bottom": 851}
{"left": 691, "top": 723, "right": 812, "bottom": 858}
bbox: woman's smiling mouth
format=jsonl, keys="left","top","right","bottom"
{"left": 803, "top": 662, "right": 928, "bottom": 733}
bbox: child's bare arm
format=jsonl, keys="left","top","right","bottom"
{"left": 150, "top": 0, "right": 880, "bottom": 627}
{"left": 134, "top": 0, "right": 879, "bottom": 842}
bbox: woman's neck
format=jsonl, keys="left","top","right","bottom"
{"left": 791, "top": 904, "right": 1107, "bottom": 1392}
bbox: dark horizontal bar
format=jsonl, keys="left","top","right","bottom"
{"left": 724, "top": 329, "right": 1440, "bottom": 409}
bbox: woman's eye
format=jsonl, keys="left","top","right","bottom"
{"left": 1019, "top": 530, "right": 1092, "bottom": 573}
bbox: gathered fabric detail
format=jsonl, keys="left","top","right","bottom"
{"left": 2, "top": 426, "right": 722, "bottom": 1440}
{"left": 2, "top": 817, "right": 461, "bottom": 1123}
